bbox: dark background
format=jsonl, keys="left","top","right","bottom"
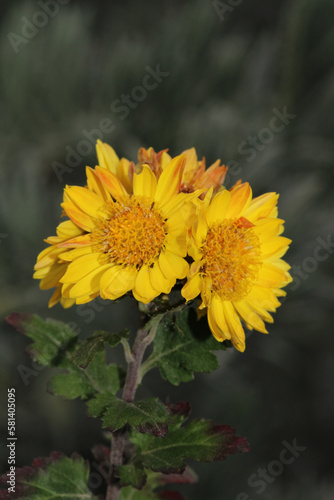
{"left": 1, "top": 0, "right": 334, "bottom": 498}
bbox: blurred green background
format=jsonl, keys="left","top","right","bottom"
{"left": 1, "top": 0, "right": 334, "bottom": 498}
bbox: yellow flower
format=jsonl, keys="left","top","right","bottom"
{"left": 181, "top": 182, "right": 292, "bottom": 352}
{"left": 136, "top": 146, "right": 227, "bottom": 196}
{"left": 34, "top": 155, "right": 201, "bottom": 306}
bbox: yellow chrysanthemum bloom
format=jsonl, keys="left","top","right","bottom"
{"left": 34, "top": 155, "right": 201, "bottom": 306}
{"left": 181, "top": 182, "right": 292, "bottom": 352}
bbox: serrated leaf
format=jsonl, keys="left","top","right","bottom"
{"left": 6, "top": 313, "right": 78, "bottom": 367}
{"left": 72, "top": 329, "right": 130, "bottom": 368}
{"left": 0, "top": 453, "right": 97, "bottom": 499}
{"left": 87, "top": 394, "right": 170, "bottom": 436}
{"left": 129, "top": 418, "right": 249, "bottom": 474}
{"left": 141, "top": 308, "right": 226, "bottom": 385}
{"left": 48, "top": 352, "right": 123, "bottom": 400}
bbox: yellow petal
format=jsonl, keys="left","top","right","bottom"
{"left": 164, "top": 230, "right": 188, "bottom": 257}
{"left": 133, "top": 165, "right": 157, "bottom": 198}
{"left": 58, "top": 234, "right": 93, "bottom": 248}
{"left": 56, "top": 220, "right": 84, "bottom": 240}
{"left": 100, "top": 265, "right": 137, "bottom": 299}
{"left": 206, "top": 189, "right": 231, "bottom": 226}
{"left": 34, "top": 246, "right": 64, "bottom": 270}
{"left": 60, "top": 246, "right": 94, "bottom": 262}
{"left": 257, "top": 263, "right": 290, "bottom": 288}
{"left": 61, "top": 203, "right": 96, "bottom": 232}
{"left": 39, "top": 263, "right": 68, "bottom": 290}
{"left": 96, "top": 140, "right": 119, "bottom": 171}
{"left": 159, "top": 251, "right": 188, "bottom": 280}
{"left": 117, "top": 158, "right": 133, "bottom": 193}
{"left": 75, "top": 292, "right": 99, "bottom": 304}
{"left": 155, "top": 155, "right": 185, "bottom": 206}
{"left": 86, "top": 166, "right": 111, "bottom": 201}
{"left": 247, "top": 285, "right": 281, "bottom": 312}
{"left": 261, "top": 237, "right": 291, "bottom": 259}
{"left": 207, "top": 297, "right": 230, "bottom": 341}
{"left": 48, "top": 286, "right": 62, "bottom": 308}
{"left": 221, "top": 301, "right": 246, "bottom": 352}
{"left": 149, "top": 264, "right": 173, "bottom": 294}
{"left": 133, "top": 265, "right": 159, "bottom": 303}
{"left": 64, "top": 186, "right": 104, "bottom": 218}
{"left": 233, "top": 300, "right": 268, "bottom": 333}
{"left": 226, "top": 183, "right": 252, "bottom": 218}
{"left": 60, "top": 253, "right": 102, "bottom": 283}
{"left": 95, "top": 166, "right": 128, "bottom": 200}
{"left": 244, "top": 192, "right": 279, "bottom": 222}
{"left": 181, "top": 273, "right": 202, "bottom": 301}
{"left": 69, "top": 265, "right": 111, "bottom": 298}
{"left": 253, "top": 218, "right": 285, "bottom": 241}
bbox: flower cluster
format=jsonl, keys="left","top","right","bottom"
{"left": 34, "top": 141, "right": 292, "bottom": 351}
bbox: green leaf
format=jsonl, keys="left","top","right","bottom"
{"left": 129, "top": 411, "right": 249, "bottom": 474}
{"left": 48, "top": 352, "right": 123, "bottom": 400}
{"left": 71, "top": 329, "right": 130, "bottom": 368}
{"left": 0, "top": 452, "right": 97, "bottom": 499}
{"left": 87, "top": 394, "right": 170, "bottom": 436}
{"left": 118, "top": 461, "right": 146, "bottom": 489}
{"left": 6, "top": 313, "right": 78, "bottom": 367}
{"left": 140, "top": 308, "right": 226, "bottom": 385}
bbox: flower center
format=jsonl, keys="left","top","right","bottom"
{"left": 93, "top": 197, "right": 166, "bottom": 268}
{"left": 201, "top": 219, "right": 261, "bottom": 301}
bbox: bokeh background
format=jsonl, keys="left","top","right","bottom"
{"left": 1, "top": 0, "right": 334, "bottom": 498}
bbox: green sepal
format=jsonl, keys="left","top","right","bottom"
{"left": 141, "top": 308, "right": 226, "bottom": 385}
{"left": 87, "top": 394, "right": 170, "bottom": 437}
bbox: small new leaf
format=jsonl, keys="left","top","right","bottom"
{"left": 72, "top": 329, "right": 129, "bottom": 368}
{"left": 141, "top": 308, "right": 226, "bottom": 385}
{"left": 0, "top": 452, "right": 97, "bottom": 499}
{"left": 87, "top": 394, "right": 170, "bottom": 437}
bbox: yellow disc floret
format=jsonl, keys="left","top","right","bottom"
{"left": 201, "top": 219, "right": 262, "bottom": 302}
{"left": 92, "top": 197, "right": 166, "bottom": 269}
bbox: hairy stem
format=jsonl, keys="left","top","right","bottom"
{"left": 106, "top": 313, "right": 162, "bottom": 500}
